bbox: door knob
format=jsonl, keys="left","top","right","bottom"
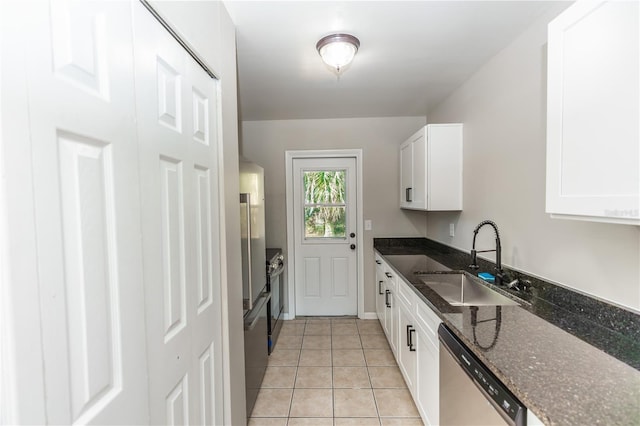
{"left": 350, "top": 232, "right": 356, "bottom": 238}
{"left": 350, "top": 244, "right": 356, "bottom": 250}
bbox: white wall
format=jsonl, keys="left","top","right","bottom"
{"left": 241, "top": 117, "right": 427, "bottom": 314}
{"left": 149, "top": 2, "right": 246, "bottom": 423}
{"left": 425, "top": 5, "right": 640, "bottom": 312}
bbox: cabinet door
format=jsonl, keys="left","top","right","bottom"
{"left": 546, "top": 0, "right": 639, "bottom": 225}
{"left": 375, "top": 266, "right": 386, "bottom": 323}
{"left": 411, "top": 133, "right": 426, "bottom": 209}
{"left": 389, "top": 291, "right": 398, "bottom": 356}
{"left": 400, "top": 140, "right": 413, "bottom": 208}
{"left": 381, "top": 275, "right": 391, "bottom": 340}
{"left": 383, "top": 286, "right": 392, "bottom": 346}
{"left": 397, "top": 302, "right": 417, "bottom": 393}
{"left": 427, "top": 124, "right": 463, "bottom": 211}
{"left": 384, "top": 270, "right": 398, "bottom": 356}
{"left": 415, "top": 325, "right": 439, "bottom": 426}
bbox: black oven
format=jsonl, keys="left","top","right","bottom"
{"left": 266, "top": 248, "right": 284, "bottom": 354}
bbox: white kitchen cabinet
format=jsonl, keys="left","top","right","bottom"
{"left": 384, "top": 270, "right": 398, "bottom": 356}
{"left": 414, "top": 323, "right": 440, "bottom": 426}
{"left": 546, "top": 0, "right": 639, "bottom": 225}
{"left": 413, "top": 293, "right": 441, "bottom": 426}
{"left": 375, "top": 256, "right": 386, "bottom": 322}
{"left": 399, "top": 124, "right": 463, "bottom": 211}
{"left": 400, "top": 136, "right": 425, "bottom": 209}
{"left": 373, "top": 253, "right": 441, "bottom": 426}
{"left": 375, "top": 256, "right": 398, "bottom": 356}
{"left": 397, "top": 296, "right": 417, "bottom": 393}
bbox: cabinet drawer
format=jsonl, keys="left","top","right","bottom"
{"left": 383, "top": 268, "right": 397, "bottom": 291}
{"left": 397, "top": 279, "right": 415, "bottom": 310}
{"left": 415, "top": 301, "right": 440, "bottom": 337}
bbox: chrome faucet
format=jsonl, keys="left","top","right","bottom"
{"left": 469, "top": 220, "right": 504, "bottom": 286}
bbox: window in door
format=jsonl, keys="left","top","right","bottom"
{"left": 303, "top": 169, "right": 347, "bottom": 239}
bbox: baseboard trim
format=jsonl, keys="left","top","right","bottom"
{"left": 283, "top": 312, "right": 378, "bottom": 320}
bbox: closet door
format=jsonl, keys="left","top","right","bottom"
{"left": 9, "top": 1, "right": 149, "bottom": 424}
{"left": 132, "top": 3, "right": 225, "bottom": 425}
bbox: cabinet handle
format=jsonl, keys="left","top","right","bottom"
{"left": 385, "top": 290, "right": 391, "bottom": 308}
{"left": 375, "top": 260, "right": 381, "bottom": 265}
{"left": 409, "top": 327, "right": 416, "bottom": 352}
{"left": 406, "top": 325, "right": 411, "bottom": 348}
{"left": 406, "top": 187, "right": 413, "bottom": 202}
{"left": 385, "top": 272, "right": 392, "bottom": 278}
{"left": 378, "top": 280, "right": 384, "bottom": 295}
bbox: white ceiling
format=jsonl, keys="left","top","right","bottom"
{"left": 224, "top": 1, "right": 562, "bottom": 121}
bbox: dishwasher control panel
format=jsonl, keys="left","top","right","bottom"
{"left": 439, "top": 324, "right": 526, "bottom": 426}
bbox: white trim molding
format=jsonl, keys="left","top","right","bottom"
{"left": 285, "top": 149, "right": 365, "bottom": 319}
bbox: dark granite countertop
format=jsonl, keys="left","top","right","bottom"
{"left": 374, "top": 238, "right": 640, "bottom": 426}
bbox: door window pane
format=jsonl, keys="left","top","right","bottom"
{"left": 304, "top": 206, "right": 346, "bottom": 238}
{"left": 303, "top": 170, "right": 347, "bottom": 239}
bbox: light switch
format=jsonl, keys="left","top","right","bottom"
{"left": 365, "top": 220, "right": 372, "bottom": 230}
{"left": 449, "top": 223, "right": 455, "bottom": 237}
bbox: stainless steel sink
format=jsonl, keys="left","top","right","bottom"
{"left": 417, "top": 273, "right": 519, "bottom": 306}
{"left": 383, "top": 254, "right": 451, "bottom": 274}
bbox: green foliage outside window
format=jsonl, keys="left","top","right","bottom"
{"left": 303, "top": 170, "right": 346, "bottom": 238}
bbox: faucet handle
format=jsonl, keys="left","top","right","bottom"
{"left": 469, "top": 249, "right": 480, "bottom": 269}
{"left": 506, "top": 278, "right": 531, "bottom": 292}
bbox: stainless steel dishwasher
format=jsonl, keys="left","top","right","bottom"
{"left": 439, "top": 323, "right": 526, "bottom": 426}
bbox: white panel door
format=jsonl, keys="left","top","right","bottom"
{"left": 132, "top": 3, "right": 224, "bottom": 425}
{"left": 20, "top": 1, "right": 149, "bottom": 424}
{"left": 293, "top": 157, "right": 358, "bottom": 316}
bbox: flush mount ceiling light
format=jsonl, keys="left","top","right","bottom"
{"left": 316, "top": 33, "right": 360, "bottom": 74}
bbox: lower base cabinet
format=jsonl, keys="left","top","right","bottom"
{"left": 386, "top": 288, "right": 398, "bottom": 356}
{"left": 397, "top": 301, "right": 417, "bottom": 392}
{"left": 375, "top": 255, "right": 542, "bottom": 426}
{"left": 375, "top": 265, "right": 386, "bottom": 322}
{"left": 415, "top": 324, "right": 439, "bottom": 425}
{"left": 383, "top": 275, "right": 398, "bottom": 357}
{"left": 375, "top": 255, "right": 440, "bottom": 426}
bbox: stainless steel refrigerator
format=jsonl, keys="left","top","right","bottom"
{"left": 239, "top": 160, "right": 270, "bottom": 417}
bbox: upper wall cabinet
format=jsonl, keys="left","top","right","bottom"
{"left": 400, "top": 124, "right": 463, "bottom": 211}
{"left": 546, "top": 0, "right": 639, "bottom": 225}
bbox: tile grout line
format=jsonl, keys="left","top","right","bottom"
{"left": 362, "top": 328, "right": 383, "bottom": 425}
{"left": 253, "top": 318, "right": 419, "bottom": 425}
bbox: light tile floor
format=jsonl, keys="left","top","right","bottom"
{"left": 249, "top": 318, "right": 423, "bottom": 426}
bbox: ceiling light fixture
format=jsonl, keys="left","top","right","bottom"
{"left": 316, "top": 33, "right": 360, "bottom": 74}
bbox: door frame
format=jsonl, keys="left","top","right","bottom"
{"left": 285, "top": 149, "right": 364, "bottom": 319}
